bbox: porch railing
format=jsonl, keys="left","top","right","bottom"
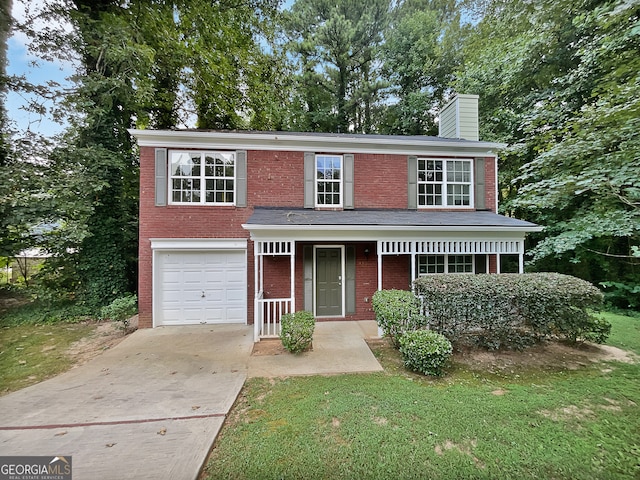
{"left": 256, "top": 295, "right": 292, "bottom": 339}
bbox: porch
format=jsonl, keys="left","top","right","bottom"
{"left": 252, "top": 236, "right": 531, "bottom": 342}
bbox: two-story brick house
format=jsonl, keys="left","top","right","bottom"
{"left": 131, "top": 94, "right": 541, "bottom": 341}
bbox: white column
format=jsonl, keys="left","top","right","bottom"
{"left": 377, "top": 241, "right": 383, "bottom": 291}
{"left": 410, "top": 242, "right": 416, "bottom": 292}
{"left": 290, "top": 242, "right": 296, "bottom": 313}
{"left": 518, "top": 249, "right": 524, "bottom": 273}
{"left": 254, "top": 245, "right": 260, "bottom": 342}
{"left": 496, "top": 254, "right": 501, "bottom": 274}
{"left": 376, "top": 241, "right": 384, "bottom": 337}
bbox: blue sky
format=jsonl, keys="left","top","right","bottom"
{"left": 6, "top": 0, "right": 74, "bottom": 137}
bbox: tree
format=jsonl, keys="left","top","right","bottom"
{"left": 380, "top": 0, "right": 463, "bottom": 135}
{"left": 11, "top": 0, "right": 285, "bottom": 307}
{"left": 284, "top": 0, "right": 390, "bottom": 133}
{"left": 456, "top": 0, "right": 640, "bottom": 307}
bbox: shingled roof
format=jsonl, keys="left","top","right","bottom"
{"left": 246, "top": 207, "right": 540, "bottom": 230}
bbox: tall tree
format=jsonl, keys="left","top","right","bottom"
{"left": 285, "top": 0, "right": 390, "bottom": 133}
{"left": 380, "top": 0, "right": 463, "bottom": 135}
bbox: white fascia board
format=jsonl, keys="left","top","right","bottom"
{"left": 242, "top": 224, "right": 543, "bottom": 243}
{"left": 129, "top": 129, "right": 505, "bottom": 157}
{"left": 150, "top": 238, "right": 247, "bottom": 250}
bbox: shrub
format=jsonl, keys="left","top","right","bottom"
{"left": 372, "top": 289, "right": 427, "bottom": 347}
{"left": 280, "top": 311, "right": 315, "bottom": 353}
{"left": 100, "top": 295, "right": 137, "bottom": 332}
{"left": 413, "top": 273, "right": 607, "bottom": 349}
{"left": 398, "top": 330, "right": 453, "bottom": 376}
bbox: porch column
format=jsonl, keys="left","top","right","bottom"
{"left": 496, "top": 253, "right": 501, "bottom": 274}
{"left": 377, "top": 241, "right": 383, "bottom": 291}
{"left": 254, "top": 246, "right": 260, "bottom": 342}
{"left": 376, "top": 241, "right": 384, "bottom": 337}
{"left": 410, "top": 246, "right": 416, "bottom": 292}
{"left": 518, "top": 253, "right": 524, "bottom": 273}
{"left": 290, "top": 244, "right": 296, "bottom": 313}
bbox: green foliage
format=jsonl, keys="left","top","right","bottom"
{"left": 414, "top": 273, "right": 607, "bottom": 348}
{"left": 371, "top": 289, "right": 426, "bottom": 347}
{"left": 601, "top": 279, "right": 640, "bottom": 310}
{"left": 280, "top": 310, "right": 315, "bottom": 353}
{"left": 100, "top": 294, "right": 137, "bottom": 331}
{"left": 284, "top": 0, "right": 390, "bottom": 133}
{"left": 456, "top": 0, "right": 640, "bottom": 309}
{"left": 398, "top": 329, "right": 452, "bottom": 376}
{"left": 380, "top": 0, "right": 462, "bottom": 135}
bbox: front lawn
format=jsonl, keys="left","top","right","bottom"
{"left": 202, "top": 313, "right": 640, "bottom": 479}
{"left": 0, "top": 322, "right": 95, "bottom": 395}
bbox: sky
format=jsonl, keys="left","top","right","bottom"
{"left": 6, "top": 0, "right": 74, "bottom": 138}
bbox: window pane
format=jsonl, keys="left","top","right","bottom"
{"left": 316, "top": 155, "right": 342, "bottom": 205}
{"left": 169, "top": 150, "right": 235, "bottom": 204}
{"left": 447, "top": 255, "right": 473, "bottom": 273}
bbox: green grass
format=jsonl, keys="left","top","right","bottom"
{"left": 203, "top": 313, "right": 640, "bottom": 480}
{"left": 0, "top": 322, "right": 95, "bottom": 395}
{"left": 600, "top": 311, "right": 640, "bottom": 354}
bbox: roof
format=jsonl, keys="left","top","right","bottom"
{"left": 128, "top": 129, "right": 505, "bottom": 156}
{"left": 245, "top": 207, "right": 541, "bottom": 233}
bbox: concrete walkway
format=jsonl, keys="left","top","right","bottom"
{"left": 0, "top": 321, "right": 382, "bottom": 480}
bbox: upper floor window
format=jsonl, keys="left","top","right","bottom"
{"left": 316, "top": 155, "right": 342, "bottom": 207}
{"left": 417, "top": 159, "right": 473, "bottom": 207}
{"left": 169, "top": 151, "right": 235, "bottom": 205}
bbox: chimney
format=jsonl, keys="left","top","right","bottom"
{"left": 438, "top": 94, "right": 479, "bottom": 141}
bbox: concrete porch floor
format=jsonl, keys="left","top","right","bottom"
{"left": 248, "top": 320, "right": 383, "bottom": 378}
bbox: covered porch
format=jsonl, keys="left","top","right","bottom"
{"left": 243, "top": 208, "right": 542, "bottom": 342}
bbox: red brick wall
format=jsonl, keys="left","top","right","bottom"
{"left": 354, "top": 154, "right": 408, "bottom": 209}
{"left": 248, "top": 150, "right": 304, "bottom": 207}
{"left": 138, "top": 145, "right": 500, "bottom": 328}
{"left": 484, "top": 156, "right": 497, "bottom": 212}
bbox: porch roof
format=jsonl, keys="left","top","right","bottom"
{"left": 244, "top": 207, "right": 541, "bottom": 233}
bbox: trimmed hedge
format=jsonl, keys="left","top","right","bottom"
{"left": 413, "top": 273, "right": 607, "bottom": 349}
{"left": 372, "top": 289, "right": 427, "bottom": 347}
{"left": 280, "top": 311, "right": 315, "bottom": 353}
{"left": 398, "top": 329, "right": 452, "bottom": 376}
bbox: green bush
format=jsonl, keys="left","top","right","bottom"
{"left": 413, "top": 273, "right": 607, "bottom": 349}
{"left": 398, "top": 329, "right": 453, "bottom": 376}
{"left": 280, "top": 311, "right": 315, "bottom": 353}
{"left": 100, "top": 294, "right": 137, "bottom": 331}
{"left": 372, "top": 289, "right": 427, "bottom": 347}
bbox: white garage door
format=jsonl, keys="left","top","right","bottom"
{"left": 156, "top": 250, "right": 247, "bottom": 326}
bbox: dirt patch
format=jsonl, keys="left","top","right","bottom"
{"left": 66, "top": 315, "right": 138, "bottom": 367}
{"left": 367, "top": 337, "right": 636, "bottom": 377}
{"left": 434, "top": 439, "right": 485, "bottom": 469}
{"left": 251, "top": 339, "right": 287, "bottom": 356}
{"left": 453, "top": 341, "right": 637, "bottom": 372}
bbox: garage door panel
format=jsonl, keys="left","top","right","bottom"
{"left": 156, "top": 249, "right": 247, "bottom": 326}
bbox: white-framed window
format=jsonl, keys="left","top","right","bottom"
{"left": 417, "top": 158, "right": 473, "bottom": 207}
{"left": 418, "top": 255, "right": 474, "bottom": 275}
{"left": 316, "top": 155, "right": 342, "bottom": 207}
{"left": 169, "top": 151, "right": 235, "bottom": 205}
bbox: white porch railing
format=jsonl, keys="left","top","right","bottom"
{"left": 256, "top": 295, "right": 292, "bottom": 339}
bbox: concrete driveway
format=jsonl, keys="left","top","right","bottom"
{"left": 0, "top": 325, "right": 254, "bottom": 480}
{"left": 0, "top": 321, "right": 382, "bottom": 480}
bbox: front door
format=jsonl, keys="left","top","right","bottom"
{"left": 316, "top": 247, "right": 343, "bottom": 316}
